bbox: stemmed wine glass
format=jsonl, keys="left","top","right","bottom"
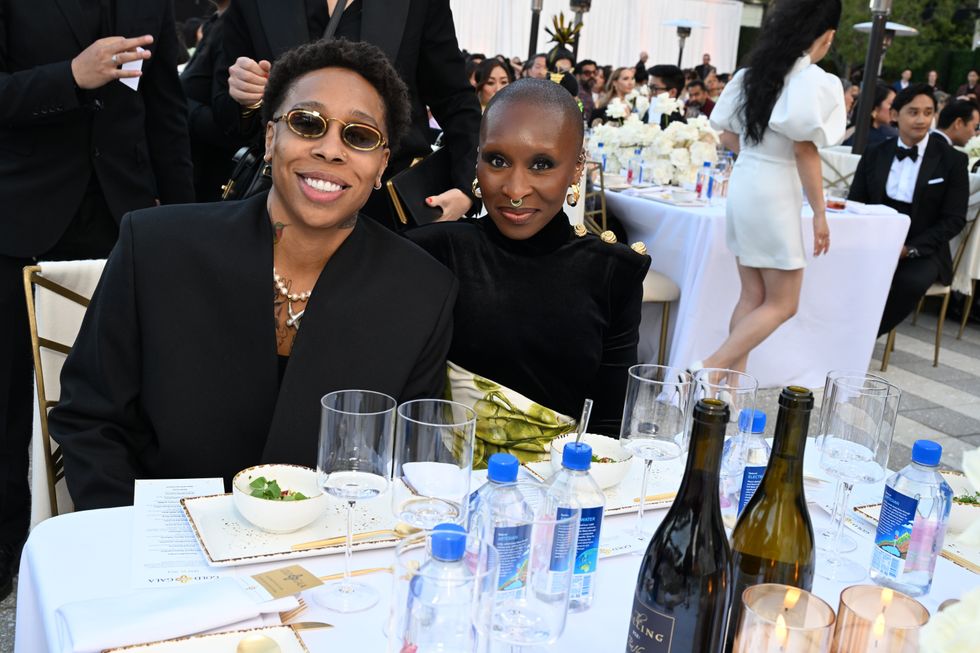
{"left": 315, "top": 389, "right": 396, "bottom": 613}
{"left": 620, "top": 365, "right": 692, "bottom": 541}
{"left": 818, "top": 375, "right": 900, "bottom": 583}
{"left": 815, "top": 370, "right": 889, "bottom": 554}
{"left": 391, "top": 398, "right": 476, "bottom": 529}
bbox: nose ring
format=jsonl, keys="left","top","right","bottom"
{"left": 510, "top": 198, "right": 523, "bottom": 208}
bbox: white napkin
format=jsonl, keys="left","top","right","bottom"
{"left": 55, "top": 578, "right": 297, "bottom": 653}
{"left": 402, "top": 461, "right": 468, "bottom": 498}
{"left": 844, "top": 200, "right": 898, "bottom": 215}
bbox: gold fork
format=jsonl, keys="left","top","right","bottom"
{"left": 278, "top": 596, "right": 308, "bottom": 623}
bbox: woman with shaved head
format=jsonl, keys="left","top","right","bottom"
{"left": 409, "top": 78, "right": 650, "bottom": 457}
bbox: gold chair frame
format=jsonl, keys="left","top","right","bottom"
{"left": 22, "top": 265, "right": 91, "bottom": 518}
{"left": 582, "top": 160, "right": 608, "bottom": 235}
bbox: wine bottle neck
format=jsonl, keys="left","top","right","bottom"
{"left": 679, "top": 417, "right": 726, "bottom": 493}
{"left": 761, "top": 406, "right": 810, "bottom": 488}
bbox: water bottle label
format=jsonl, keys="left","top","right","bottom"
{"left": 737, "top": 466, "right": 766, "bottom": 516}
{"left": 870, "top": 485, "right": 919, "bottom": 579}
{"left": 555, "top": 506, "right": 604, "bottom": 578}
{"left": 627, "top": 594, "right": 674, "bottom": 652}
{"left": 493, "top": 524, "right": 531, "bottom": 593}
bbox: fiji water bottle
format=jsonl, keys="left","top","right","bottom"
{"left": 627, "top": 148, "right": 643, "bottom": 185}
{"left": 468, "top": 454, "right": 535, "bottom": 596}
{"left": 406, "top": 528, "right": 475, "bottom": 651}
{"left": 870, "top": 440, "right": 952, "bottom": 596}
{"left": 543, "top": 442, "right": 605, "bottom": 612}
{"left": 695, "top": 161, "right": 712, "bottom": 199}
{"left": 719, "top": 409, "right": 770, "bottom": 530}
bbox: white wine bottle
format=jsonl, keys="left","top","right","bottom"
{"left": 725, "top": 386, "right": 815, "bottom": 652}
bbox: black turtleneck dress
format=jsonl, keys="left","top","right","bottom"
{"left": 407, "top": 213, "right": 650, "bottom": 436}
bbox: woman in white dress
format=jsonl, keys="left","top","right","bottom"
{"left": 699, "top": 0, "right": 845, "bottom": 374}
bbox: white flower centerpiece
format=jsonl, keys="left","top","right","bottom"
{"left": 590, "top": 114, "right": 720, "bottom": 186}
{"left": 964, "top": 134, "right": 980, "bottom": 171}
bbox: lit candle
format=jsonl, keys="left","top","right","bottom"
{"left": 830, "top": 585, "right": 929, "bottom": 653}
{"left": 732, "top": 584, "right": 835, "bottom": 653}
{"left": 774, "top": 613, "right": 789, "bottom": 652}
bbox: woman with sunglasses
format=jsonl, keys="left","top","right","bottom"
{"left": 49, "top": 39, "right": 457, "bottom": 510}
{"left": 407, "top": 79, "right": 650, "bottom": 463}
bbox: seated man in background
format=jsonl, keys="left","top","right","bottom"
{"left": 646, "top": 64, "right": 687, "bottom": 127}
{"left": 848, "top": 84, "right": 969, "bottom": 336}
{"left": 934, "top": 99, "right": 979, "bottom": 148}
{"left": 685, "top": 80, "right": 715, "bottom": 119}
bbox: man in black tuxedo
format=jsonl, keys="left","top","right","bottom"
{"left": 848, "top": 84, "right": 968, "bottom": 336}
{"left": 0, "top": 0, "right": 193, "bottom": 599}
{"left": 646, "top": 64, "right": 687, "bottom": 128}
{"left": 214, "top": 0, "right": 481, "bottom": 227}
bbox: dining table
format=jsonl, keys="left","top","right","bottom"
{"left": 14, "top": 443, "right": 977, "bottom": 653}
{"left": 604, "top": 190, "right": 911, "bottom": 389}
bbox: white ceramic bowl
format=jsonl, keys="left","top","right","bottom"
{"left": 232, "top": 464, "right": 326, "bottom": 533}
{"left": 549, "top": 433, "right": 633, "bottom": 489}
{"left": 943, "top": 470, "right": 980, "bottom": 535}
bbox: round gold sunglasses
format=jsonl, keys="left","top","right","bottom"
{"left": 271, "top": 109, "right": 388, "bottom": 151}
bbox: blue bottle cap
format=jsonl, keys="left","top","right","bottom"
{"left": 912, "top": 440, "right": 942, "bottom": 467}
{"left": 429, "top": 530, "right": 466, "bottom": 562}
{"left": 487, "top": 453, "right": 519, "bottom": 483}
{"left": 738, "top": 409, "right": 766, "bottom": 434}
{"left": 432, "top": 523, "right": 466, "bottom": 535}
{"left": 562, "top": 442, "right": 592, "bottom": 471}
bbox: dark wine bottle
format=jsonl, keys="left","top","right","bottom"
{"left": 625, "top": 399, "right": 731, "bottom": 653}
{"left": 725, "top": 386, "right": 816, "bottom": 652}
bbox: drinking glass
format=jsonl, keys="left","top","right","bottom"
{"left": 387, "top": 529, "right": 499, "bottom": 653}
{"left": 694, "top": 369, "right": 758, "bottom": 530}
{"left": 392, "top": 399, "right": 476, "bottom": 530}
{"left": 484, "top": 496, "right": 581, "bottom": 650}
{"left": 815, "top": 370, "right": 889, "bottom": 555}
{"left": 620, "top": 365, "right": 692, "bottom": 540}
{"left": 818, "top": 376, "right": 900, "bottom": 582}
{"left": 732, "top": 584, "right": 836, "bottom": 653}
{"left": 315, "top": 389, "right": 396, "bottom": 613}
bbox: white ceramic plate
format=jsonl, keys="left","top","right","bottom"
{"left": 103, "top": 625, "right": 310, "bottom": 652}
{"left": 181, "top": 492, "right": 400, "bottom": 567}
{"left": 523, "top": 455, "right": 682, "bottom": 515}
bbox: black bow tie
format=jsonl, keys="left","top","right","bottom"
{"left": 896, "top": 145, "right": 919, "bottom": 162}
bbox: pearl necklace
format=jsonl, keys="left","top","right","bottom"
{"left": 273, "top": 268, "right": 312, "bottom": 329}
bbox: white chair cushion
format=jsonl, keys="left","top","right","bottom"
{"left": 642, "top": 270, "right": 681, "bottom": 303}
{"left": 925, "top": 283, "right": 951, "bottom": 297}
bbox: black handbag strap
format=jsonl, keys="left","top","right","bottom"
{"left": 323, "top": 0, "right": 349, "bottom": 40}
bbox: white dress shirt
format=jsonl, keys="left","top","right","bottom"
{"left": 931, "top": 128, "right": 953, "bottom": 146}
{"left": 885, "top": 136, "right": 928, "bottom": 203}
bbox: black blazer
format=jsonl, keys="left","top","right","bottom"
{"left": 214, "top": 0, "right": 481, "bottom": 196}
{"left": 0, "top": 0, "right": 194, "bottom": 258}
{"left": 49, "top": 193, "right": 457, "bottom": 510}
{"left": 848, "top": 134, "right": 969, "bottom": 285}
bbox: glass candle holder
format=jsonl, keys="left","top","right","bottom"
{"left": 831, "top": 585, "right": 930, "bottom": 653}
{"left": 732, "top": 584, "right": 836, "bottom": 653}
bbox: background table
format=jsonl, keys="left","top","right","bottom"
{"left": 16, "top": 459, "right": 975, "bottom": 652}
{"left": 606, "top": 191, "right": 910, "bottom": 388}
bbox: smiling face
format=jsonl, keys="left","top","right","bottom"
{"left": 892, "top": 93, "right": 936, "bottom": 145}
{"left": 613, "top": 68, "right": 635, "bottom": 97}
{"left": 478, "top": 101, "right": 584, "bottom": 240}
{"left": 264, "top": 67, "right": 389, "bottom": 232}
{"left": 478, "top": 64, "right": 511, "bottom": 106}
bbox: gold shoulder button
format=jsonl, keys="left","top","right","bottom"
{"left": 573, "top": 223, "right": 588, "bottom": 237}
{"left": 600, "top": 230, "right": 617, "bottom": 244}
{"left": 630, "top": 242, "right": 648, "bottom": 256}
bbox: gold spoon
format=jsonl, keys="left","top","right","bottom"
{"left": 236, "top": 634, "right": 281, "bottom": 653}
{"left": 291, "top": 522, "right": 418, "bottom": 551}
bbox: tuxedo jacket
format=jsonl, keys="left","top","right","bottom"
{"left": 215, "top": 0, "right": 481, "bottom": 196}
{"left": 848, "top": 134, "right": 968, "bottom": 285}
{"left": 49, "top": 192, "right": 457, "bottom": 510}
{"left": 0, "top": 0, "right": 194, "bottom": 257}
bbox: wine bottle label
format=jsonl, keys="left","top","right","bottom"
{"left": 737, "top": 466, "right": 765, "bottom": 516}
{"left": 626, "top": 595, "right": 675, "bottom": 653}
{"left": 871, "top": 485, "right": 919, "bottom": 579}
{"left": 493, "top": 525, "right": 531, "bottom": 593}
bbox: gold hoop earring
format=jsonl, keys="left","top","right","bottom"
{"left": 471, "top": 177, "right": 482, "bottom": 199}
{"left": 566, "top": 183, "right": 581, "bottom": 207}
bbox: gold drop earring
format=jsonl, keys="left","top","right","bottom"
{"left": 566, "top": 183, "right": 581, "bottom": 207}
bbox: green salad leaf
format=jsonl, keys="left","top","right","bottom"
{"left": 248, "top": 476, "right": 309, "bottom": 501}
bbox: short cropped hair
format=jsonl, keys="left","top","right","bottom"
{"left": 262, "top": 38, "right": 411, "bottom": 151}
{"left": 891, "top": 83, "right": 938, "bottom": 114}
{"left": 574, "top": 59, "right": 597, "bottom": 74}
{"left": 483, "top": 78, "right": 584, "bottom": 146}
{"left": 938, "top": 99, "right": 979, "bottom": 129}
{"left": 687, "top": 80, "right": 707, "bottom": 92}
{"left": 648, "top": 64, "right": 685, "bottom": 95}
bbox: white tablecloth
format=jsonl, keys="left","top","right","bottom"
{"left": 15, "top": 468, "right": 976, "bottom": 652}
{"left": 606, "top": 191, "right": 910, "bottom": 388}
